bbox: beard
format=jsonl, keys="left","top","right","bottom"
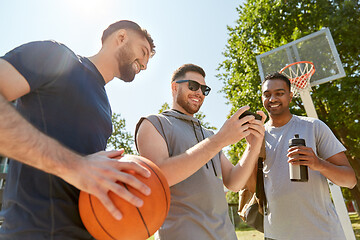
{"left": 116, "top": 43, "right": 136, "bottom": 82}
{"left": 176, "top": 87, "right": 202, "bottom": 115}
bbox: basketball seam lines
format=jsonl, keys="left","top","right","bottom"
{"left": 89, "top": 194, "right": 117, "bottom": 240}
{"left": 122, "top": 183, "right": 151, "bottom": 238}
{"left": 138, "top": 159, "right": 170, "bottom": 214}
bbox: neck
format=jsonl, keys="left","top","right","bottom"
{"left": 171, "top": 109, "right": 185, "bottom": 115}
{"left": 268, "top": 112, "right": 293, "bottom": 127}
{"left": 172, "top": 103, "right": 194, "bottom": 117}
{"left": 88, "top": 49, "right": 116, "bottom": 84}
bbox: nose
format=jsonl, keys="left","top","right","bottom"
{"left": 140, "top": 63, "right": 147, "bottom": 70}
{"left": 269, "top": 94, "right": 276, "bottom": 101}
{"left": 139, "top": 59, "right": 148, "bottom": 70}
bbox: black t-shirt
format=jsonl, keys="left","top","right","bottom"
{"left": 0, "top": 41, "right": 112, "bottom": 239}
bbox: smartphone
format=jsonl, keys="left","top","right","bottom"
{"left": 239, "top": 110, "right": 262, "bottom": 121}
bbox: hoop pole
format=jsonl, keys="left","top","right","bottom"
{"left": 299, "top": 90, "right": 355, "bottom": 240}
{"left": 299, "top": 91, "right": 318, "bottom": 118}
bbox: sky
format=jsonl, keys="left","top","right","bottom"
{"left": 0, "top": 0, "right": 245, "bottom": 138}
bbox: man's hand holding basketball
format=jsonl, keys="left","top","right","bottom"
{"left": 61, "top": 150, "right": 151, "bottom": 220}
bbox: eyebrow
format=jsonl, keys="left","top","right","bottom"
{"left": 263, "top": 88, "right": 286, "bottom": 93}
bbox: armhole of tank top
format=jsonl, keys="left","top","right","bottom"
{"left": 155, "top": 115, "right": 171, "bottom": 156}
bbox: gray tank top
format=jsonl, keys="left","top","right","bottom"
{"left": 135, "top": 110, "right": 236, "bottom": 240}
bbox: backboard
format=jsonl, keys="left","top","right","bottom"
{"left": 256, "top": 28, "right": 345, "bottom": 86}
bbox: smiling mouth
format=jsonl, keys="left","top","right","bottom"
{"left": 133, "top": 61, "right": 140, "bottom": 74}
{"left": 189, "top": 96, "right": 201, "bottom": 104}
{"left": 269, "top": 103, "right": 280, "bottom": 108}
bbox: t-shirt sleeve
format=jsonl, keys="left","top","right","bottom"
{"left": 1, "top": 40, "right": 75, "bottom": 91}
{"left": 314, "top": 119, "right": 346, "bottom": 160}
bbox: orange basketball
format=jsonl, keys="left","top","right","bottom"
{"left": 78, "top": 155, "right": 170, "bottom": 240}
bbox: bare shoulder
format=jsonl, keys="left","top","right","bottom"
{"left": 136, "top": 118, "right": 169, "bottom": 164}
{"left": 137, "top": 118, "right": 160, "bottom": 139}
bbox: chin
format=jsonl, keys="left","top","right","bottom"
{"left": 190, "top": 107, "right": 201, "bottom": 115}
{"left": 270, "top": 110, "right": 285, "bottom": 116}
{"left": 122, "top": 78, "right": 135, "bottom": 83}
{"left": 183, "top": 107, "right": 198, "bottom": 115}
{"left": 120, "top": 74, "right": 136, "bottom": 82}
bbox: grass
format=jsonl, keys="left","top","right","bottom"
{"left": 236, "top": 228, "right": 263, "bottom": 239}
{"left": 234, "top": 217, "right": 263, "bottom": 240}
{"left": 236, "top": 212, "right": 360, "bottom": 240}
{"left": 350, "top": 213, "right": 360, "bottom": 239}
{"left": 147, "top": 213, "right": 360, "bottom": 240}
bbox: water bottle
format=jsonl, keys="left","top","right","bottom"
{"left": 288, "top": 134, "right": 308, "bottom": 182}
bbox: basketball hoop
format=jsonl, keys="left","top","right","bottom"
{"left": 279, "top": 61, "right": 315, "bottom": 95}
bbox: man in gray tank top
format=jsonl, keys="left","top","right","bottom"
{"left": 135, "top": 63, "right": 266, "bottom": 240}
{"left": 261, "top": 72, "right": 356, "bottom": 240}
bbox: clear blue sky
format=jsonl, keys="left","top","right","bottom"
{"left": 0, "top": 0, "right": 244, "bottom": 138}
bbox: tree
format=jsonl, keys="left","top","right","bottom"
{"left": 158, "top": 102, "right": 171, "bottom": 114}
{"left": 107, "top": 113, "right": 135, "bottom": 154}
{"left": 218, "top": 0, "right": 360, "bottom": 207}
{"left": 158, "top": 102, "right": 217, "bottom": 130}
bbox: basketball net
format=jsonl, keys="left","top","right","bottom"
{"left": 279, "top": 61, "right": 315, "bottom": 95}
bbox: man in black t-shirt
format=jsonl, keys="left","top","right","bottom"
{"left": 0, "top": 20, "right": 155, "bottom": 239}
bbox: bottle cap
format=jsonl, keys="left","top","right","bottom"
{"left": 289, "top": 134, "right": 306, "bottom": 147}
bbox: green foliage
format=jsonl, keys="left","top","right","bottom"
{"left": 349, "top": 213, "right": 360, "bottom": 238}
{"left": 226, "top": 191, "right": 239, "bottom": 204}
{"left": 218, "top": 0, "right": 360, "bottom": 200}
{"left": 158, "top": 102, "right": 171, "bottom": 114}
{"left": 194, "top": 112, "right": 217, "bottom": 131}
{"left": 159, "top": 102, "right": 217, "bottom": 130}
{"left": 342, "top": 187, "right": 353, "bottom": 202}
{"left": 107, "top": 113, "right": 135, "bottom": 154}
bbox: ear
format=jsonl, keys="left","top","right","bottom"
{"left": 171, "top": 81, "right": 177, "bottom": 92}
{"left": 289, "top": 91, "right": 293, "bottom": 102}
{"left": 115, "top": 29, "right": 127, "bottom": 46}
{"left": 171, "top": 81, "right": 177, "bottom": 96}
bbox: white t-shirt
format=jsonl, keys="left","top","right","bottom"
{"left": 264, "top": 115, "right": 346, "bottom": 240}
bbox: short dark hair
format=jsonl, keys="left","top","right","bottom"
{"left": 171, "top": 64, "right": 206, "bottom": 82}
{"left": 263, "top": 72, "right": 291, "bottom": 91}
{"left": 101, "top": 20, "right": 155, "bottom": 57}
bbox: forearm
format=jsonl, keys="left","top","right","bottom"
{"left": 288, "top": 147, "right": 356, "bottom": 188}
{"left": 225, "top": 144, "right": 260, "bottom": 192}
{"left": 0, "top": 94, "right": 78, "bottom": 176}
{"left": 137, "top": 107, "right": 260, "bottom": 186}
{"left": 317, "top": 159, "right": 356, "bottom": 188}
{"left": 160, "top": 134, "right": 227, "bottom": 186}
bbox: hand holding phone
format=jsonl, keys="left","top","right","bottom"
{"left": 239, "top": 110, "right": 262, "bottom": 121}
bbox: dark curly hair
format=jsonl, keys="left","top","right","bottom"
{"left": 101, "top": 20, "right": 155, "bottom": 57}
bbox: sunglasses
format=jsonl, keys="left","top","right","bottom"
{"left": 175, "top": 80, "right": 211, "bottom": 96}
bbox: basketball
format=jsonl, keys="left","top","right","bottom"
{"left": 78, "top": 155, "right": 170, "bottom": 240}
